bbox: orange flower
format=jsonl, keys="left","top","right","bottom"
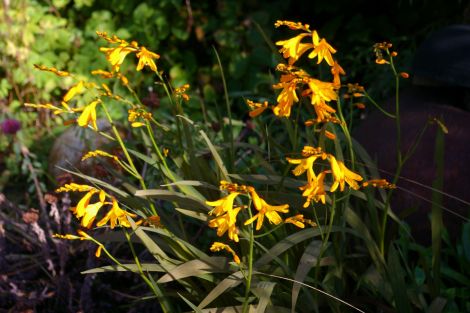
{"left": 136, "top": 46, "right": 160, "bottom": 72}
{"left": 308, "top": 31, "right": 337, "bottom": 66}
{"left": 244, "top": 188, "right": 289, "bottom": 231}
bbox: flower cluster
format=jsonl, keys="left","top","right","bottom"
{"left": 206, "top": 181, "right": 313, "bottom": 263}
{"left": 246, "top": 22, "right": 347, "bottom": 124}
{"left": 287, "top": 146, "right": 363, "bottom": 207}
{"left": 96, "top": 31, "right": 160, "bottom": 73}
{"left": 56, "top": 183, "right": 138, "bottom": 229}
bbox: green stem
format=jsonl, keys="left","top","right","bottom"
{"left": 101, "top": 102, "right": 157, "bottom": 215}
{"left": 379, "top": 50, "right": 402, "bottom": 255}
{"left": 242, "top": 205, "right": 254, "bottom": 313}
{"left": 336, "top": 97, "right": 355, "bottom": 168}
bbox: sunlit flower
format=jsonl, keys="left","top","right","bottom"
{"left": 63, "top": 81, "right": 85, "bottom": 102}
{"left": 307, "top": 79, "right": 338, "bottom": 105}
{"left": 206, "top": 192, "right": 240, "bottom": 217}
{"left": 96, "top": 198, "right": 137, "bottom": 228}
{"left": 210, "top": 242, "right": 240, "bottom": 264}
{"left": 136, "top": 46, "right": 160, "bottom": 72}
{"left": 329, "top": 155, "right": 363, "bottom": 192}
{"left": 276, "top": 33, "right": 312, "bottom": 64}
{"left": 246, "top": 99, "right": 269, "bottom": 118}
{"left": 100, "top": 42, "right": 138, "bottom": 72}
{"left": 73, "top": 189, "right": 106, "bottom": 228}
{"left": 308, "top": 31, "right": 337, "bottom": 66}
{"left": 208, "top": 207, "right": 241, "bottom": 242}
{"left": 244, "top": 188, "right": 289, "bottom": 231}
{"left": 300, "top": 170, "right": 327, "bottom": 206}
{"left": 77, "top": 100, "right": 100, "bottom": 130}
{"left": 272, "top": 74, "right": 299, "bottom": 117}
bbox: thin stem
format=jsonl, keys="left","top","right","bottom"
{"left": 379, "top": 50, "right": 402, "bottom": 255}
{"left": 101, "top": 102, "right": 157, "bottom": 216}
{"left": 242, "top": 203, "right": 254, "bottom": 313}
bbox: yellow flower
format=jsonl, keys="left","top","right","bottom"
{"left": 287, "top": 154, "right": 318, "bottom": 181}
{"left": 276, "top": 33, "right": 312, "bottom": 64}
{"left": 208, "top": 207, "right": 241, "bottom": 242}
{"left": 307, "top": 79, "right": 338, "bottom": 105}
{"left": 244, "top": 188, "right": 289, "bottom": 231}
{"left": 206, "top": 192, "right": 240, "bottom": 217}
{"left": 136, "top": 46, "right": 160, "bottom": 72}
{"left": 100, "top": 43, "right": 138, "bottom": 72}
{"left": 72, "top": 189, "right": 106, "bottom": 228}
{"left": 300, "top": 170, "right": 327, "bottom": 206}
{"left": 246, "top": 99, "right": 269, "bottom": 118}
{"left": 308, "top": 30, "right": 337, "bottom": 66}
{"left": 96, "top": 198, "right": 137, "bottom": 229}
{"left": 272, "top": 74, "right": 299, "bottom": 117}
{"left": 77, "top": 100, "right": 100, "bottom": 130}
{"left": 63, "top": 81, "right": 85, "bottom": 103}
{"left": 329, "top": 155, "right": 363, "bottom": 192}
{"left": 210, "top": 242, "right": 240, "bottom": 264}
{"left": 314, "top": 101, "right": 336, "bottom": 123}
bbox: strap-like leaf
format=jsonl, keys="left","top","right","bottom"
{"left": 158, "top": 257, "right": 231, "bottom": 283}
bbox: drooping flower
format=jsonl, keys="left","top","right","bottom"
{"left": 136, "top": 46, "right": 160, "bottom": 72}
{"left": 272, "top": 74, "right": 300, "bottom": 117}
{"left": 63, "top": 81, "right": 85, "bottom": 103}
{"left": 308, "top": 31, "right": 337, "bottom": 66}
{"left": 244, "top": 187, "right": 289, "bottom": 231}
{"left": 210, "top": 242, "right": 240, "bottom": 264}
{"left": 329, "top": 155, "right": 363, "bottom": 192}
{"left": 300, "top": 170, "right": 327, "bottom": 206}
{"left": 208, "top": 206, "right": 241, "bottom": 242}
{"left": 72, "top": 189, "right": 106, "bottom": 228}
{"left": 77, "top": 100, "right": 100, "bottom": 130}
{"left": 276, "top": 33, "right": 312, "bottom": 64}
